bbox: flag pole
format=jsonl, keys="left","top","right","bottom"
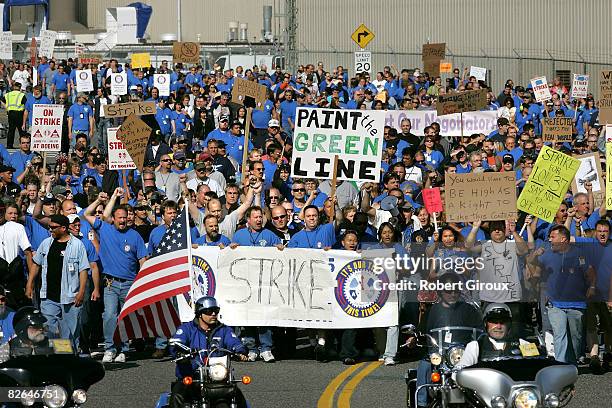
{"left": 184, "top": 199, "right": 195, "bottom": 309}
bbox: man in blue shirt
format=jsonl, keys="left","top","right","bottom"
{"left": 279, "top": 89, "right": 298, "bottom": 137}
{"left": 23, "top": 85, "right": 52, "bottom": 130}
{"left": 231, "top": 205, "right": 280, "bottom": 363}
{"left": 51, "top": 64, "right": 70, "bottom": 101}
{"left": 8, "top": 134, "right": 34, "bottom": 184}
{"left": 83, "top": 188, "right": 147, "bottom": 363}
{"left": 67, "top": 93, "right": 94, "bottom": 147}
{"left": 287, "top": 205, "right": 336, "bottom": 249}
{"left": 155, "top": 98, "right": 172, "bottom": 137}
{"left": 193, "top": 215, "right": 231, "bottom": 247}
{"left": 224, "top": 121, "right": 254, "bottom": 166}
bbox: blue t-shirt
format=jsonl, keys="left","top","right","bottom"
{"left": 171, "top": 111, "right": 192, "bottom": 137}
{"left": 422, "top": 150, "right": 445, "bottom": 170}
{"left": 193, "top": 234, "right": 231, "bottom": 246}
{"left": 25, "top": 95, "right": 52, "bottom": 126}
{"left": 155, "top": 107, "right": 173, "bottom": 135}
{"left": 92, "top": 219, "right": 147, "bottom": 280}
{"left": 252, "top": 100, "right": 274, "bottom": 129}
{"left": 538, "top": 245, "right": 589, "bottom": 309}
{"left": 279, "top": 100, "right": 298, "bottom": 130}
{"left": 287, "top": 223, "right": 336, "bottom": 248}
{"left": 52, "top": 72, "right": 69, "bottom": 91}
{"left": 8, "top": 151, "right": 34, "bottom": 183}
{"left": 224, "top": 135, "right": 254, "bottom": 164}
{"left": 67, "top": 103, "right": 93, "bottom": 132}
{"left": 0, "top": 311, "right": 16, "bottom": 344}
{"left": 24, "top": 215, "right": 50, "bottom": 251}
{"left": 232, "top": 228, "right": 281, "bottom": 247}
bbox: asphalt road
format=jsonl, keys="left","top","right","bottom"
{"left": 86, "top": 349, "right": 612, "bottom": 408}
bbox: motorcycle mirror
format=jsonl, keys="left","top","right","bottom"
{"left": 400, "top": 324, "right": 416, "bottom": 335}
{"left": 425, "top": 334, "right": 439, "bottom": 348}
{"left": 170, "top": 340, "right": 191, "bottom": 352}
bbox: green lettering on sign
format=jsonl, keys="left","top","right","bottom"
{"left": 295, "top": 133, "right": 308, "bottom": 151}
{"left": 345, "top": 135, "right": 359, "bottom": 154}
{"left": 329, "top": 134, "right": 341, "bottom": 153}
{"left": 312, "top": 133, "right": 327, "bottom": 152}
{"left": 363, "top": 137, "right": 378, "bottom": 156}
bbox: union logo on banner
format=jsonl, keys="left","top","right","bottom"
{"left": 334, "top": 259, "right": 390, "bottom": 318}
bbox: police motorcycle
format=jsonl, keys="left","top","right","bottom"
{"left": 155, "top": 341, "right": 251, "bottom": 408}
{"left": 404, "top": 324, "right": 483, "bottom": 408}
{"left": 0, "top": 307, "right": 105, "bottom": 407}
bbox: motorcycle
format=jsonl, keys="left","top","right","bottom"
{"left": 455, "top": 357, "right": 577, "bottom": 408}
{"left": 155, "top": 341, "right": 251, "bottom": 408}
{"left": 403, "top": 324, "right": 483, "bottom": 408}
{"left": 0, "top": 338, "right": 105, "bottom": 407}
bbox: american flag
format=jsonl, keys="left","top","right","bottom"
{"left": 114, "top": 204, "right": 193, "bottom": 342}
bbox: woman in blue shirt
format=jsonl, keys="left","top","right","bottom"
{"left": 171, "top": 102, "right": 192, "bottom": 138}
{"left": 581, "top": 98, "right": 598, "bottom": 134}
{"left": 419, "top": 137, "right": 444, "bottom": 170}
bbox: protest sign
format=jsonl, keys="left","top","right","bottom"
{"left": 541, "top": 117, "right": 573, "bottom": 142}
{"left": 606, "top": 125, "right": 612, "bottom": 210}
{"left": 385, "top": 109, "right": 498, "bottom": 136}
{"left": 107, "top": 127, "right": 136, "bottom": 170}
{"left": 78, "top": 53, "right": 103, "bottom": 65}
{"left": 439, "top": 61, "right": 452, "bottom": 73}
{"left": 423, "top": 59, "right": 440, "bottom": 77}
{"left": 111, "top": 72, "right": 127, "bottom": 96}
{"left": 103, "top": 101, "right": 156, "bottom": 118}
{"left": 231, "top": 77, "right": 268, "bottom": 110}
{"left": 571, "top": 152, "right": 604, "bottom": 208}
{"left": 75, "top": 69, "right": 94, "bottom": 92}
{"left": 422, "top": 188, "right": 443, "bottom": 213}
{"left": 292, "top": 108, "right": 385, "bottom": 182}
{"left": 436, "top": 89, "right": 487, "bottom": 116}
{"left": 445, "top": 172, "right": 517, "bottom": 222}
{"left": 153, "top": 74, "right": 170, "bottom": 96}
{"left": 530, "top": 76, "right": 552, "bottom": 102}
{"left": 30, "top": 104, "right": 63, "bottom": 151}
{"left": 422, "top": 43, "right": 446, "bottom": 61}
{"left": 0, "top": 32, "right": 12, "bottom": 60}
{"left": 172, "top": 41, "right": 200, "bottom": 63}
{"left": 354, "top": 51, "right": 372, "bottom": 74}
{"left": 517, "top": 146, "right": 580, "bottom": 223}
{"left": 131, "top": 53, "right": 151, "bottom": 69}
{"left": 600, "top": 70, "right": 612, "bottom": 124}
{"left": 571, "top": 74, "right": 589, "bottom": 99}
{"left": 115, "top": 114, "right": 151, "bottom": 170}
{"left": 177, "top": 246, "right": 398, "bottom": 329}
{"left": 38, "top": 30, "right": 56, "bottom": 58}
{"left": 469, "top": 66, "right": 487, "bottom": 81}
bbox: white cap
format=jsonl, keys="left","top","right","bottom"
{"left": 67, "top": 214, "right": 80, "bottom": 224}
{"left": 268, "top": 119, "right": 280, "bottom": 128}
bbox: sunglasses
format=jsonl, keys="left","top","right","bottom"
{"left": 272, "top": 214, "right": 287, "bottom": 220}
{"left": 292, "top": 188, "right": 305, "bottom": 192}
{"left": 95, "top": 210, "right": 104, "bottom": 215}
{"left": 48, "top": 224, "right": 63, "bottom": 231}
{"left": 269, "top": 196, "right": 280, "bottom": 200}
{"left": 161, "top": 159, "right": 172, "bottom": 162}
{"left": 200, "top": 307, "right": 220, "bottom": 316}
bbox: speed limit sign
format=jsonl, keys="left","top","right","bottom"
{"left": 354, "top": 51, "right": 372, "bottom": 74}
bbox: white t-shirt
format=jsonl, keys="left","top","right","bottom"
{"left": 478, "top": 240, "right": 522, "bottom": 302}
{"left": 0, "top": 221, "right": 32, "bottom": 263}
{"left": 12, "top": 70, "right": 30, "bottom": 90}
{"left": 186, "top": 176, "right": 223, "bottom": 197}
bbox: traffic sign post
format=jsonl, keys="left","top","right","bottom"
{"left": 351, "top": 24, "right": 374, "bottom": 49}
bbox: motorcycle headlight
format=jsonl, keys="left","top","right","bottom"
{"left": 514, "top": 389, "right": 538, "bottom": 408}
{"left": 72, "top": 389, "right": 87, "bottom": 404}
{"left": 209, "top": 363, "right": 229, "bottom": 381}
{"left": 20, "top": 394, "right": 35, "bottom": 407}
{"left": 446, "top": 346, "right": 465, "bottom": 367}
{"left": 544, "top": 393, "right": 560, "bottom": 408}
{"left": 491, "top": 395, "right": 506, "bottom": 408}
{"left": 429, "top": 352, "right": 442, "bottom": 366}
{"left": 44, "top": 385, "right": 68, "bottom": 408}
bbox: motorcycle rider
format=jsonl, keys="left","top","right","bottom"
{"left": 8, "top": 306, "right": 53, "bottom": 357}
{"left": 414, "top": 273, "right": 482, "bottom": 408}
{"left": 168, "top": 296, "right": 249, "bottom": 408}
{"left": 456, "top": 303, "right": 524, "bottom": 367}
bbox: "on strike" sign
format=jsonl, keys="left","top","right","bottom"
{"left": 31, "top": 104, "right": 64, "bottom": 151}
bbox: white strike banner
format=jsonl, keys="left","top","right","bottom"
{"left": 292, "top": 107, "right": 385, "bottom": 182}
{"left": 385, "top": 109, "right": 499, "bottom": 136}
{"left": 530, "top": 76, "right": 552, "bottom": 102}
{"left": 354, "top": 51, "right": 372, "bottom": 74}
{"left": 571, "top": 74, "right": 589, "bottom": 99}
{"left": 75, "top": 69, "right": 94, "bottom": 92}
{"left": 0, "top": 31, "right": 12, "bottom": 60}
{"left": 111, "top": 72, "right": 127, "bottom": 95}
{"left": 107, "top": 127, "right": 136, "bottom": 170}
{"left": 31, "top": 104, "right": 63, "bottom": 151}
{"left": 153, "top": 73, "right": 170, "bottom": 96}
{"left": 38, "top": 30, "right": 57, "bottom": 58}
{"left": 469, "top": 66, "right": 487, "bottom": 81}
{"left": 177, "top": 246, "right": 398, "bottom": 328}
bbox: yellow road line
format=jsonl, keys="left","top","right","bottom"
{"left": 317, "top": 362, "right": 366, "bottom": 408}
{"left": 336, "top": 361, "right": 383, "bottom": 407}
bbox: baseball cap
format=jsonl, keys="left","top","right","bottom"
{"left": 502, "top": 154, "right": 514, "bottom": 164}
{"left": 51, "top": 185, "right": 70, "bottom": 196}
{"left": 198, "top": 153, "right": 213, "bottom": 162}
{"left": 216, "top": 140, "right": 227, "bottom": 148}
{"left": 50, "top": 214, "right": 70, "bottom": 228}
{"left": 401, "top": 202, "right": 414, "bottom": 211}
{"left": 0, "top": 164, "right": 15, "bottom": 173}
{"left": 173, "top": 151, "right": 186, "bottom": 160}
{"left": 195, "top": 161, "right": 207, "bottom": 170}
{"left": 219, "top": 115, "right": 229, "bottom": 122}
{"left": 268, "top": 119, "right": 280, "bottom": 128}
{"left": 231, "top": 120, "right": 242, "bottom": 128}
{"left": 497, "top": 117, "right": 510, "bottom": 126}
{"left": 41, "top": 194, "right": 57, "bottom": 205}
{"left": 67, "top": 214, "right": 80, "bottom": 224}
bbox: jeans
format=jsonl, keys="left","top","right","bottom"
{"left": 416, "top": 359, "right": 432, "bottom": 406}
{"left": 383, "top": 326, "right": 399, "bottom": 359}
{"left": 547, "top": 306, "right": 584, "bottom": 364}
{"left": 40, "top": 299, "right": 82, "bottom": 348}
{"left": 95, "top": 118, "right": 112, "bottom": 154}
{"left": 103, "top": 279, "right": 132, "bottom": 353}
{"left": 240, "top": 327, "right": 273, "bottom": 353}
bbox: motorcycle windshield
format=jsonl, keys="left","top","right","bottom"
{"left": 469, "top": 358, "right": 569, "bottom": 382}
{"left": 428, "top": 326, "right": 483, "bottom": 350}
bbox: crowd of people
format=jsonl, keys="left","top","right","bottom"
{"left": 0, "top": 54, "right": 609, "bottom": 376}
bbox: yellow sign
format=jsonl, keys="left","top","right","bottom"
{"left": 131, "top": 52, "right": 151, "bottom": 69}
{"left": 50, "top": 339, "right": 74, "bottom": 354}
{"left": 440, "top": 61, "right": 452, "bottom": 73}
{"left": 517, "top": 145, "right": 580, "bottom": 223}
{"left": 351, "top": 24, "right": 375, "bottom": 48}
{"left": 519, "top": 343, "right": 540, "bottom": 357}
{"left": 606, "top": 125, "right": 612, "bottom": 210}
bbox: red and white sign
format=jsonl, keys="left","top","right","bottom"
{"left": 530, "top": 76, "right": 552, "bottom": 103}
{"left": 422, "top": 187, "right": 443, "bottom": 213}
{"left": 153, "top": 74, "right": 170, "bottom": 96}
{"left": 571, "top": 74, "right": 589, "bottom": 99}
{"left": 31, "top": 104, "right": 63, "bottom": 151}
{"left": 107, "top": 127, "right": 136, "bottom": 170}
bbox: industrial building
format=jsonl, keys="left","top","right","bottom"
{"left": 2, "top": 0, "right": 611, "bottom": 95}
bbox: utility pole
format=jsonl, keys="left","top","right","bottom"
{"left": 285, "top": 0, "right": 297, "bottom": 72}
{"left": 177, "top": 0, "right": 182, "bottom": 41}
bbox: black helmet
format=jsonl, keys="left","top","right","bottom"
{"left": 483, "top": 303, "right": 512, "bottom": 324}
{"left": 12, "top": 307, "right": 47, "bottom": 340}
{"left": 194, "top": 296, "right": 220, "bottom": 317}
